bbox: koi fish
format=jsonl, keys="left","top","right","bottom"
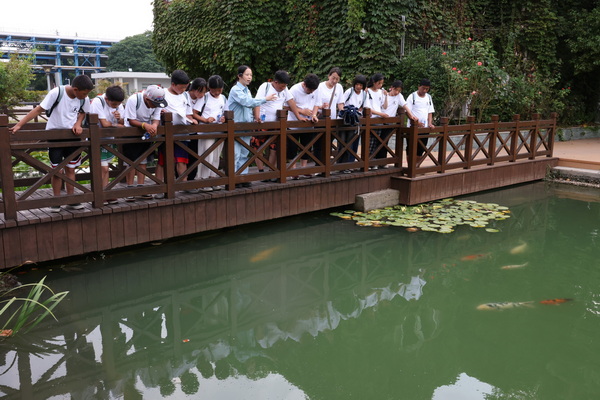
{"left": 500, "top": 262, "right": 529, "bottom": 270}
{"left": 510, "top": 242, "right": 528, "bottom": 255}
{"left": 476, "top": 301, "right": 534, "bottom": 310}
{"left": 540, "top": 298, "right": 573, "bottom": 305}
{"left": 460, "top": 253, "right": 490, "bottom": 261}
{"left": 250, "top": 245, "right": 282, "bottom": 263}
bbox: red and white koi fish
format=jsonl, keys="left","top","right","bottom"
{"left": 539, "top": 298, "right": 573, "bottom": 305}
{"left": 476, "top": 301, "right": 534, "bottom": 310}
{"left": 500, "top": 262, "right": 529, "bottom": 270}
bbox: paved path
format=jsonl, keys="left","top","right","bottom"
{"left": 553, "top": 138, "right": 600, "bottom": 170}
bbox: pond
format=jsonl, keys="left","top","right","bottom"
{"left": 1, "top": 181, "right": 599, "bottom": 399}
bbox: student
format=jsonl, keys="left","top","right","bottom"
{"left": 372, "top": 80, "right": 418, "bottom": 164}
{"left": 339, "top": 74, "right": 368, "bottom": 167}
{"left": 9, "top": 74, "right": 94, "bottom": 212}
{"left": 317, "top": 67, "right": 345, "bottom": 120}
{"left": 122, "top": 85, "right": 167, "bottom": 200}
{"left": 252, "top": 70, "right": 305, "bottom": 179}
{"left": 197, "top": 75, "right": 226, "bottom": 191}
{"left": 405, "top": 78, "right": 435, "bottom": 157}
{"left": 156, "top": 70, "right": 197, "bottom": 194}
{"left": 90, "top": 85, "right": 125, "bottom": 204}
{"left": 225, "top": 65, "right": 277, "bottom": 187}
{"left": 285, "top": 73, "right": 320, "bottom": 175}
{"left": 187, "top": 78, "right": 208, "bottom": 182}
{"left": 365, "top": 73, "right": 389, "bottom": 169}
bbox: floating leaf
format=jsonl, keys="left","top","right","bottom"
{"left": 486, "top": 228, "right": 500, "bottom": 233}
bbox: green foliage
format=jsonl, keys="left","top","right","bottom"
{"left": 0, "top": 54, "right": 34, "bottom": 115}
{"left": 566, "top": 7, "right": 600, "bottom": 75}
{"left": 1, "top": 275, "right": 68, "bottom": 337}
{"left": 107, "top": 31, "right": 165, "bottom": 72}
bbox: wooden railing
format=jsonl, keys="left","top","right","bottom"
{"left": 0, "top": 111, "right": 556, "bottom": 220}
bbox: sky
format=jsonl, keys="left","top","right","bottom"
{"left": 2, "top": 0, "right": 155, "bottom": 41}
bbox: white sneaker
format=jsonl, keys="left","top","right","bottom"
{"left": 67, "top": 203, "right": 84, "bottom": 210}
{"left": 49, "top": 205, "right": 61, "bottom": 213}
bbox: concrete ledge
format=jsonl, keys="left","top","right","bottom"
{"left": 355, "top": 189, "right": 400, "bottom": 211}
{"left": 551, "top": 166, "right": 600, "bottom": 181}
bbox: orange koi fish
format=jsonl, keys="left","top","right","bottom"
{"left": 477, "top": 301, "right": 534, "bottom": 310}
{"left": 250, "top": 245, "right": 282, "bottom": 263}
{"left": 539, "top": 298, "right": 573, "bottom": 305}
{"left": 460, "top": 253, "right": 490, "bottom": 261}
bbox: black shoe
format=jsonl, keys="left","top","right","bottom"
{"left": 241, "top": 182, "right": 252, "bottom": 188}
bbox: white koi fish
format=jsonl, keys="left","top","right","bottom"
{"left": 510, "top": 242, "right": 528, "bottom": 255}
{"left": 500, "top": 262, "right": 529, "bottom": 270}
{"left": 476, "top": 301, "right": 534, "bottom": 311}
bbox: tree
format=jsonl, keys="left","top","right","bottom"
{"left": 0, "top": 54, "right": 33, "bottom": 117}
{"left": 106, "top": 31, "right": 165, "bottom": 72}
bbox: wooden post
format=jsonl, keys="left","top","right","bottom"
{"left": 163, "top": 112, "right": 175, "bottom": 198}
{"left": 439, "top": 117, "right": 449, "bottom": 173}
{"left": 548, "top": 112, "right": 557, "bottom": 157}
{"left": 225, "top": 110, "right": 236, "bottom": 190}
{"left": 510, "top": 114, "right": 520, "bottom": 162}
{"left": 88, "top": 114, "right": 104, "bottom": 208}
{"left": 489, "top": 115, "right": 499, "bottom": 165}
{"left": 530, "top": 113, "right": 540, "bottom": 160}
{"left": 465, "top": 116, "right": 475, "bottom": 169}
{"left": 322, "top": 108, "right": 331, "bottom": 177}
{"left": 0, "top": 115, "right": 17, "bottom": 220}
{"left": 406, "top": 120, "right": 419, "bottom": 178}
{"left": 277, "top": 109, "right": 288, "bottom": 183}
{"left": 394, "top": 118, "right": 403, "bottom": 169}
{"left": 362, "top": 108, "right": 371, "bottom": 172}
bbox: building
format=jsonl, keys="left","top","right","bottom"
{"left": 91, "top": 71, "right": 170, "bottom": 95}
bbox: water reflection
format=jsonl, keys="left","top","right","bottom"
{"left": 1, "top": 182, "right": 599, "bottom": 399}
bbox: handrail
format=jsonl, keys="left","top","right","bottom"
{"left": 0, "top": 111, "right": 556, "bottom": 220}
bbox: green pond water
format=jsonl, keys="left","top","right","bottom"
{"left": 1, "top": 182, "right": 599, "bottom": 399}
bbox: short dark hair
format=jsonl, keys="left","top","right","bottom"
{"left": 328, "top": 67, "right": 342, "bottom": 78}
{"left": 274, "top": 70, "right": 291, "bottom": 85}
{"left": 367, "top": 73, "right": 385, "bottom": 88}
{"left": 304, "top": 73, "right": 320, "bottom": 90}
{"left": 72, "top": 75, "right": 94, "bottom": 91}
{"left": 171, "top": 69, "right": 190, "bottom": 85}
{"left": 390, "top": 80, "right": 404, "bottom": 89}
{"left": 105, "top": 85, "right": 125, "bottom": 102}
{"left": 353, "top": 74, "right": 367, "bottom": 87}
{"left": 189, "top": 78, "right": 207, "bottom": 92}
{"left": 419, "top": 78, "right": 431, "bottom": 87}
{"left": 208, "top": 75, "right": 225, "bottom": 89}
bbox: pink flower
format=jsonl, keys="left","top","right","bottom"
{"left": 464, "top": 77, "right": 468, "bottom": 80}
{"left": 477, "top": 61, "right": 482, "bottom": 66}
{"left": 457, "top": 70, "right": 462, "bottom": 74}
{"left": 452, "top": 67, "right": 457, "bottom": 70}
{"left": 468, "top": 37, "right": 472, "bottom": 41}
{"left": 442, "top": 52, "right": 447, "bottom": 55}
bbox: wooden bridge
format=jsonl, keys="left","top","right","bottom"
{"left": 0, "top": 110, "right": 557, "bottom": 268}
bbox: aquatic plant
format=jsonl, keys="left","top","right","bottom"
{"left": 0, "top": 276, "right": 68, "bottom": 337}
{"left": 331, "top": 198, "right": 511, "bottom": 233}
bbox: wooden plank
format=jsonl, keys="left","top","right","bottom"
{"left": 95, "top": 215, "right": 112, "bottom": 251}
{"left": 194, "top": 200, "right": 207, "bottom": 233}
{"left": 245, "top": 189, "right": 256, "bottom": 223}
{"left": 16, "top": 225, "right": 37, "bottom": 265}
{"left": 51, "top": 221, "right": 69, "bottom": 260}
{"left": 271, "top": 188, "right": 282, "bottom": 218}
{"left": 110, "top": 213, "right": 126, "bottom": 249}
{"left": 225, "top": 197, "right": 237, "bottom": 228}
{"left": 66, "top": 219, "right": 84, "bottom": 257}
{"left": 288, "top": 186, "right": 299, "bottom": 217}
{"left": 82, "top": 216, "right": 98, "bottom": 253}
{"left": 160, "top": 206, "right": 175, "bottom": 240}
{"left": 123, "top": 211, "right": 139, "bottom": 247}
{"left": 136, "top": 208, "right": 151, "bottom": 244}
{"left": 2, "top": 227, "right": 23, "bottom": 268}
{"left": 172, "top": 204, "right": 186, "bottom": 237}
{"left": 280, "top": 186, "right": 290, "bottom": 217}
{"left": 148, "top": 207, "right": 164, "bottom": 242}
{"left": 0, "top": 229, "right": 5, "bottom": 268}
{"left": 205, "top": 199, "right": 217, "bottom": 231}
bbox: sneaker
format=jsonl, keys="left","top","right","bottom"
{"left": 68, "top": 203, "right": 84, "bottom": 210}
{"left": 49, "top": 205, "right": 61, "bottom": 213}
{"left": 212, "top": 185, "right": 224, "bottom": 191}
{"left": 186, "top": 188, "right": 200, "bottom": 194}
{"left": 107, "top": 199, "right": 118, "bottom": 204}
{"left": 202, "top": 186, "right": 213, "bottom": 192}
{"left": 154, "top": 193, "right": 165, "bottom": 199}
{"left": 302, "top": 174, "right": 313, "bottom": 179}
{"left": 125, "top": 196, "right": 135, "bottom": 202}
{"left": 140, "top": 194, "right": 153, "bottom": 200}
{"left": 342, "top": 169, "right": 352, "bottom": 174}
{"left": 241, "top": 182, "right": 252, "bottom": 188}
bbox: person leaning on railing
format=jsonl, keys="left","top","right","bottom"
{"left": 405, "top": 78, "right": 436, "bottom": 157}
{"left": 8, "top": 75, "right": 94, "bottom": 212}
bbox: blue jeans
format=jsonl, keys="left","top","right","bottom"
{"left": 234, "top": 136, "right": 251, "bottom": 175}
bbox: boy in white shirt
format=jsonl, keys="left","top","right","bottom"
{"left": 405, "top": 78, "right": 435, "bottom": 157}
{"left": 9, "top": 75, "right": 94, "bottom": 212}
{"left": 123, "top": 85, "right": 167, "bottom": 199}
{"left": 90, "top": 85, "right": 125, "bottom": 203}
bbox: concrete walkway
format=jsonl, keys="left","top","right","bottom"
{"left": 553, "top": 137, "right": 600, "bottom": 170}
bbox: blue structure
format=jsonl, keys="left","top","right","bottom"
{"left": 0, "top": 31, "right": 116, "bottom": 90}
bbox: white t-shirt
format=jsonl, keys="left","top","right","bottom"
{"left": 406, "top": 92, "right": 435, "bottom": 127}
{"left": 317, "top": 81, "right": 344, "bottom": 119}
{"left": 286, "top": 83, "right": 318, "bottom": 122}
{"left": 255, "top": 82, "right": 294, "bottom": 122}
{"left": 382, "top": 94, "right": 407, "bottom": 118}
{"left": 90, "top": 94, "right": 124, "bottom": 126}
{"left": 123, "top": 92, "right": 162, "bottom": 126}
{"left": 200, "top": 92, "right": 226, "bottom": 121}
{"left": 191, "top": 95, "right": 206, "bottom": 114}
{"left": 40, "top": 86, "right": 91, "bottom": 130}
{"left": 343, "top": 88, "right": 366, "bottom": 109}
{"left": 365, "top": 88, "right": 386, "bottom": 117}
{"left": 164, "top": 90, "right": 193, "bottom": 125}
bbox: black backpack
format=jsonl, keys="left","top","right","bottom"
{"left": 46, "top": 86, "right": 86, "bottom": 117}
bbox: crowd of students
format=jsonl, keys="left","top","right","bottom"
{"left": 8, "top": 66, "right": 435, "bottom": 210}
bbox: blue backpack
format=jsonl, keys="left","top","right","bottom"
{"left": 339, "top": 105, "right": 362, "bottom": 126}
